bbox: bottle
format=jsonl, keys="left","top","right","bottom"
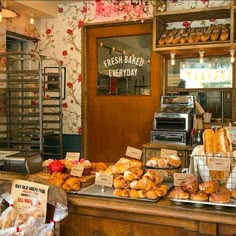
{"left": 195, "top": 129, "right": 202, "bottom": 145}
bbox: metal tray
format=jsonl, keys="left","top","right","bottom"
{"left": 170, "top": 198, "right": 236, "bottom": 210}
{"left": 69, "top": 183, "right": 173, "bottom": 203}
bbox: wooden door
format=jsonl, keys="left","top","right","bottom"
{"left": 83, "top": 22, "right": 161, "bottom": 163}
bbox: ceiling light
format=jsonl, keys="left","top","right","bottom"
{"left": 29, "top": 12, "right": 34, "bottom": 24}
{"left": 230, "top": 49, "right": 235, "bottom": 63}
{"left": 199, "top": 50, "right": 204, "bottom": 64}
{"left": 170, "top": 52, "right": 175, "bottom": 66}
{"left": 0, "top": 1, "right": 17, "bottom": 20}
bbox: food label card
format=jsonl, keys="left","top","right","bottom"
{"left": 95, "top": 173, "right": 113, "bottom": 187}
{"left": 66, "top": 152, "right": 80, "bottom": 160}
{"left": 173, "top": 173, "right": 193, "bottom": 186}
{"left": 11, "top": 180, "right": 49, "bottom": 222}
{"left": 207, "top": 157, "right": 231, "bottom": 171}
{"left": 125, "top": 146, "right": 142, "bottom": 160}
{"left": 160, "top": 149, "right": 177, "bottom": 158}
{"left": 70, "top": 163, "right": 84, "bottom": 177}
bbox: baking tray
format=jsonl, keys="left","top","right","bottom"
{"left": 169, "top": 198, "right": 236, "bottom": 210}
{"left": 68, "top": 183, "right": 173, "bottom": 203}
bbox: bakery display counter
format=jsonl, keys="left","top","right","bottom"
{"left": 61, "top": 193, "right": 236, "bottom": 236}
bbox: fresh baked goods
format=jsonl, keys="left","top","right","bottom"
{"left": 203, "top": 128, "right": 215, "bottom": 155}
{"left": 62, "top": 176, "right": 80, "bottom": 191}
{"left": 213, "top": 127, "right": 232, "bottom": 156}
{"left": 143, "top": 169, "right": 163, "bottom": 185}
{"left": 130, "top": 189, "right": 139, "bottom": 198}
{"left": 146, "top": 190, "right": 158, "bottom": 200}
{"left": 155, "top": 184, "right": 168, "bottom": 197}
{"left": 167, "top": 155, "right": 181, "bottom": 168}
{"left": 231, "top": 190, "right": 236, "bottom": 199}
{"left": 190, "top": 191, "right": 208, "bottom": 201}
{"left": 199, "top": 180, "right": 218, "bottom": 194}
{"left": 113, "top": 188, "right": 123, "bottom": 197}
{"left": 211, "top": 25, "right": 221, "bottom": 41}
{"left": 112, "top": 158, "right": 143, "bottom": 175}
{"left": 165, "top": 28, "right": 177, "bottom": 44}
{"left": 181, "top": 175, "right": 199, "bottom": 193}
{"left": 92, "top": 162, "right": 108, "bottom": 172}
{"left": 113, "top": 175, "right": 130, "bottom": 189}
{"left": 209, "top": 192, "right": 231, "bottom": 204}
{"left": 169, "top": 187, "right": 189, "bottom": 200}
{"left": 220, "top": 24, "right": 229, "bottom": 41}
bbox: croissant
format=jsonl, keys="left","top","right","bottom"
{"left": 62, "top": 177, "right": 80, "bottom": 191}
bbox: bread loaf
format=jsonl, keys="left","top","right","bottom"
{"left": 203, "top": 128, "right": 214, "bottom": 155}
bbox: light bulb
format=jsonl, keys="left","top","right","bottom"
{"left": 170, "top": 52, "right": 175, "bottom": 66}
{"left": 230, "top": 49, "right": 235, "bottom": 63}
{"left": 0, "top": 12, "right": 2, "bottom": 22}
{"left": 199, "top": 50, "right": 204, "bottom": 64}
{"left": 29, "top": 12, "right": 34, "bottom": 24}
{"left": 171, "top": 58, "right": 175, "bottom": 66}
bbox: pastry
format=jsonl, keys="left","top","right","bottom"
{"left": 129, "top": 167, "right": 143, "bottom": 179}
{"left": 113, "top": 188, "right": 123, "bottom": 197}
{"left": 157, "top": 158, "right": 169, "bottom": 168}
{"left": 155, "top": 185, "right": 168, "bottom": 197}
{"left": 130, "top": 180, "right": 139, "bottom": 189}
{"left": 190, "top": 191, "right": 208, "bottom": 201}
{"left": 113, "top": 176, "right": 129, "bottom": 189}
{"left": 169, "top": 187, "right": 189, "bottom": 200}
{"left": 180, "top": 28, "right": 190, "bottom": 44}
{"left": 188, "top": 28, "right": 196, "bottom": 43}
{"left": 121, "top": 189, "right": 130, "bottom": 197}
{"left": 181, "top": 175, "right": 199, "bottom": 193}
{"left": 92, "top": 162, "right": 108, "bottom": 172}
{"left": 194, "top": 28, "right": 204, "bottom": 43}
{"left": 158, "top": 29, "right": 171, "bottom": 45}
{"left": 165, "top": 28, "right": 177, "bottom": 44}
{"left": 201, "top": 26, "right": 212, "bottom": 42}
{"left": 138, "top": 190, "right": 146, "bottom": 198}
{"left": 231, "top": 190, "right": 236, "bottom": 199}
{"left": 123, "top": 171, "right": 135, "bottom": 182}
{"left": 62, "top": 177, "right": 80, "bottom": 191}
{"left": 209, "top": 192, "right": 231, "bottom": 204}
{"left": 146, "top": 159, "right": 158, "bottom": 168}
{"left": 199, "top": 180, "right": 218, "bottom": 194}
{"left": 167, "top": 155, "right": 181, "bottom": 168}
{"left": 130, "top": 189, "right": 139, "bottom": 198}
{"left": 146, "top": 190, "right": 158, "bottom": 200}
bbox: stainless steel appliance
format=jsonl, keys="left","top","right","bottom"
{"left": 3, "top": 152, "right": 43, "bottom": 174}
{"left": 151, "top": 95, "right": 194, "bottom": 145}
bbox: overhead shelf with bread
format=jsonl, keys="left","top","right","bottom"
{"left": 153, "top": 1, "right": 234, "bottom": 55}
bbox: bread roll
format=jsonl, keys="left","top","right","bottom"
{"left": 169, "top": 186, "right": 189, "bottom": 200}
{"left": 209, "top": 192, "right": 230, "bottom": 203}
{"left": 190, "top": 191, "right": 208, "bottom": 201}
{"left": 167, "top": 155, "right": 181, "bottom": 168}
{"left": 199, "top": 180, "right": 218, "bottom": 194}
{"left": 181, "top": 175, "right": 199, "bottom": 193}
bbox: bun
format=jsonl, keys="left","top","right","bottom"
{"left": 138, "top": 190, "right": 146, "bottom": 198}
{"left": 209, "top": 192, "right": 230, "bottom": 203}
{"left": 199, "top": 180, "right": 218, "bottom": 194}
{"left": 157, "top": 158, "right": 169, "bottom": 168}
{"left": 121, "top": 189, "right": 130, "bottom": 197}
{"left": 167, "top": 155, "right": 181, "bottom": 167}
{"left": 92, "top": 162, "right": 108, "bottom": 172}
{"left": 169, "top": 186, "right": 189, "bottom": 200}
{"left": 181, "top": 175, "right": 199, "bottom": 193}
{"left": 190, "top": 191, "right": 208, "bottom": 201}
{"left": 113, "top": 176, "right": 130, "bottom": 189}
{"left": 146, "top": 159, "right": 158, "bottom": 167}
{"left": 123, "top": 171, "right": 135, "bottom": 182}
{"left": 155, "top": 184, "right": 168, "bottom": 197}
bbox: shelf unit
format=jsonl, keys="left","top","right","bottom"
{"left": 153, "top": 2, "right": 235, "bottom": 56}
{"left": 0, "top": 51, "right": 63, "bottom": 159}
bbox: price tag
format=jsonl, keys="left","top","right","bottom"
{"left": 125, "top": 146, "right": 142, "bottom": 160}
{"left": 95, "top": 173, "right": 113, "bottom": 187}
{"left": 70, "top": 164, "right": 84, "bottom": 177}
{"left": 66, "top": 152, "right": 80, "bottom": 160}
{"left": 160, "top": 149, "right": 178, "bottom": 158}
{"left": 207, "top": 157, "right": 231, "bottom": 171}
{"left": 173, "top": 173, "right": 193, "bottom": 186}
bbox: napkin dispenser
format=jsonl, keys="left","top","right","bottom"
{"left": 3, "top": 152, "right": 43, "bottom": 174}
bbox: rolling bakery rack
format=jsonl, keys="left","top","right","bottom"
{"left": 0, "top": 51, "right": 63, "bottom": 159}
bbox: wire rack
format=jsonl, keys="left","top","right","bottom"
{"left": 190, "top": 155, "right": 236, "bottom": 190}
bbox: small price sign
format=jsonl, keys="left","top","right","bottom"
{"left": 95, "top": 173, "right": 113, "bottom": 187}
{"left": 173, "top": 173, "right": 193, "bottom": 186}
{"left": 125, "top": 146, "right": 142, "bottom": 160}
{"left": 66, "top": 152, "right": 80, "bottom": 160}
{"left": 70, "top": 164, "right": 84, "bottom": 177}
{"left": 207, "top": 157, "right": 231, "bottom": 171}
{"left": 160, "top": 149, "right": 177, "bottom": 158}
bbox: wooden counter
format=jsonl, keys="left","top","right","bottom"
{"left": 61, "top": 194, "right": 236, "bottom": 236}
